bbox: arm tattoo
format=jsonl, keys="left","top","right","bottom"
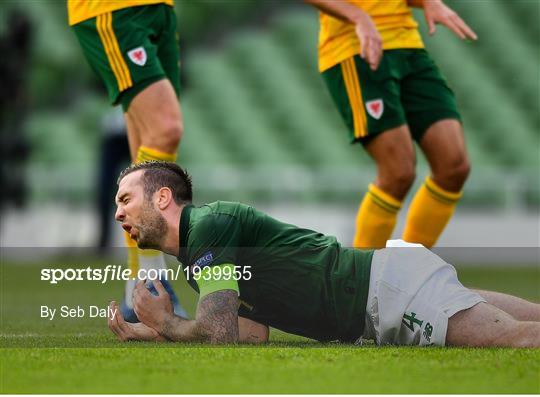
{"left": 195, "top": 290, "right": 239, "bottom": 344}
{"left": 160, "top": 290, "right": 239, "bottom": 344}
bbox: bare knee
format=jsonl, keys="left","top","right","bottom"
{"left": 378, "top": 165, "right": 416, "bottom": 200}
{"left": 364, "top": 126, "right": 416, "bottom": 200}
{"left": 432, "top": 156, "right": 470, "bottom": 192}
{"left": 142, "top": 117, "right": 183, "bottom": 154}
{"left": 159, "top": 118, "right": 183, "bottom": 152}
{"left": 420, "top": 120, "right": 470, "bottom": 191}
{"left": 128, "top": 79, "right": 184, "bottom": 154}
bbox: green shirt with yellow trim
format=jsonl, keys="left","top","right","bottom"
{"left": 177, "top": 201, "right": 373, "bottom": 342}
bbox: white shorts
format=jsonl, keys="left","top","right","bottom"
{"left": 361, "top": 240, "right": 485, "bottom": 346}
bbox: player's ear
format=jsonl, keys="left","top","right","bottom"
{"left": 156, "top": 187, "right": 173, "bottom": 210}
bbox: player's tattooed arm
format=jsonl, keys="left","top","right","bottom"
{"left": 130, "top": 279, "right": 238, "bottom": 343}
{"left": 159, "top": 289, "right": 240, "bottom": 344}
{"left": 195, "top": 289, "right": 239, "bottom": 343}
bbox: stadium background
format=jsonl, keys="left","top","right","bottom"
{"left": 0, "top": 0, "right": 539, "bottom": 394}
{"left": 1, "top": 0, "right": 539, "bottom": 258}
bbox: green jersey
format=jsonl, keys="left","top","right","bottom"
{"left": 177, "top": 201, "right": 373, "bottom": 342}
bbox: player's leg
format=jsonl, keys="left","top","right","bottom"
{"left": 127, "top": 2, "right": 183, "bottom": 158}
{"left": 119, "top": 6, "right": 182, "bottom": 280}
{"left": 124, "top": 114, "right": 141, "bottom": 161}
{"left": 123, "top": 105, "right": 180, "bottom": 305}
{"left": 73, "top": 8, "right": 183, "bottom": 162}
{"left": 367, "top": 242, "right": 540, "bottom": 347}
{"left": 100, "top": 5, "right": 185, "bottom": 319}
{"left": 366, "top": 242, "right": 480, "bottom": 346}
{"left": 401, "top": 49, "right": 467, "bottom": 247}
{"left": 116, "top": 5, "right": 187, "bottom": 320}
{"left": 446, "top": 302, "right": 540, "bottom": 347}
{"left": 118, "top": 4, "right": 183, "bottom": 159}
{"left": 321, "top": 54, "right": 411, "bottom": 248}
{"left": 356, "top": 126, "right": 416, "bottom": 248}
{"left": 403, "top": 120, "right": 469, "bottom": 247}
{"left": 72, "top": 6, "right": 187, "bottom": 321}
{"left": 472, "top": 289, "right": 540, "bottom": 322}
{"left": 124, "top": 78, "right": 183, "bottom": 157}
{"left": 121, "top": 86, "right": 181, "bottom": 321}
{"left": 364, "top": 126, "right": 416, "bottom": 200}
{"left": 420, "top": 119, "right": 470, "bottom": 192}
{"left": 72, "top": 13, "right": 146, "bottom": 320}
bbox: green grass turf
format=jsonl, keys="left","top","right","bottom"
{"left": 1, "top": 258, "right": 539, "bottom": 393}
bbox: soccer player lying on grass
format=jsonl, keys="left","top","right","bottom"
{"left": 109, "top": 161, "right": 540, "bottom": 347}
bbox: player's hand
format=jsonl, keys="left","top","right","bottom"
{"left": 423, "top": 0, "right": 477, "bottom": 41}
{"left": 132, "top": 279, "right": 174, "bottom": 333}
{"left": 107, "top": 301, "right": 167, "bottom": 342}
{"left": 353, "top": 11, "right": 382, "bottom": 71}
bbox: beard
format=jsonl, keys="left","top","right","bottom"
{"left": 135, "top": 200, "right": 167, "bottom": 250}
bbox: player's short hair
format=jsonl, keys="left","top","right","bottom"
{"left": 117, "top": 161, "right": 193, "bottom": 204}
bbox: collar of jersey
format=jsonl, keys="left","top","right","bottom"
{"left": 177, "top": 203, "right": 194, "bottom": 263}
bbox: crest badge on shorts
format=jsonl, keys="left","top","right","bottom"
{"left": 366, "top": 99, "right": 384, "bottom": 120}
{"left": 127, "top": 47, "right": 147, "bottom": 66}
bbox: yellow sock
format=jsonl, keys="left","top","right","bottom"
{"left": 353, "top": 184, "right": 402, "bottom": 249}
{"left": 125, "top": 146, "right": 178, "bottom": 276}
{"left": 402, "top": 176, "right": 463, "bottom": 248}
{"left": 136, "top": 145, "right": 177, "bottom": 163}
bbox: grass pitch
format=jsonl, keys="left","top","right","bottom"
{"left": 1, "top": 259, "right": 539, "bottom": 394}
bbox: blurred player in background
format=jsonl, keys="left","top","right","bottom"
{"left": 306, "top": 0, "right": 477, "bottom": 248}
{"left": 67, "top": 0, "right": 186, "bottom": 320}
